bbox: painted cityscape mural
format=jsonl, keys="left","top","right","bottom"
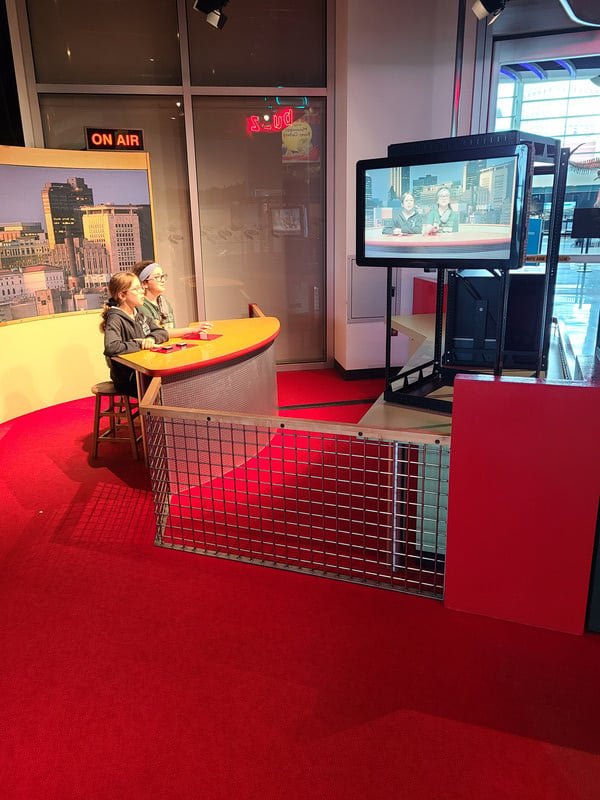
{"left": 0, "top": 159, "right": 153, "bottom": 321}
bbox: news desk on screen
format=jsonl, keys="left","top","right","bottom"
{"left": 364, "top": 224, "right": 512, "bottom": 259}
{"left": 113, "top": 316, "right": 280, "bottom": 415}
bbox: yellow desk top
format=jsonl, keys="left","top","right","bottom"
{"left": 113, "top": 316, "right": 280, "bottom": 377}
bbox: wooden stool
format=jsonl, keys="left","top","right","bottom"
{"left": 91, "top": 381, "right": 141, "bottom": 460}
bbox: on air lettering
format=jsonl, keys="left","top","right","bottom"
{"left": 87, "top": 128, "right": 143, "bottom": 149}
{"left": 91, "top": 132, "right": 113, "bottom": 146}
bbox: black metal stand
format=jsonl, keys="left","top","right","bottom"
{"left": 383, "top": 266, "right": 511, "bottom": 415}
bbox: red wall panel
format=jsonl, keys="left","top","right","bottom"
{"left": 445, "top": 374, "right": 600, "bottom": 635}
{"left": 412, "top": 276, "right": 447, "bottom": 314}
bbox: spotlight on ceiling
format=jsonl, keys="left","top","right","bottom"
{"left": 193, "top": 0, "right": 229, "bottom": 30}
{"left": 472, "top": 0, "right": 509, "bottom": 24}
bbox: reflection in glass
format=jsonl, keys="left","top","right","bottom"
{"left": 193, "top": 96, "right": 326, "bottom": 363}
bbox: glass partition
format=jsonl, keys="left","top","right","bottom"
{"left": 193, "top": 96, "right": 326, "bottom": 363}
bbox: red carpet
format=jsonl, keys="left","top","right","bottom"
{"left": 163, "top": 431, "right": 406, "bottom": 589}
{"left": 2, "top": 394, "right": 600, "bottom": 799}
{"left": 277, "top": 369, "right": 384, "bottom": 423}
{"left": 278, "top": 401, "right": 374, "bottom": 423}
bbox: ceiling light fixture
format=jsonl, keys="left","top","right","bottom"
{"left": 471, "top": 0, "right": 510, "bottom": 25}
{"left": 193, "top": 0, "right": 229, "bottom": 30}
{"left": 555, "top": 58, "right": 576, "bottom": 77}
{"left": 518, "top": 62, "right": 547, "bottom": 80}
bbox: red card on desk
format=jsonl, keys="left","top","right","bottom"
{"left": 181, "top": 332, "right": 223, "bottom": 341}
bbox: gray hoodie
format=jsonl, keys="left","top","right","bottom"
{"left": 103, "top": 306, "right": 169, "bottom": 395}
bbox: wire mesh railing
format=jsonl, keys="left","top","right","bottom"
{"left": 141, "top": 379, "right": 450, "bottom": 599}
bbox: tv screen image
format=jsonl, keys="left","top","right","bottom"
{"left": 356, "top": 143, "right": 532, "bottom": 270}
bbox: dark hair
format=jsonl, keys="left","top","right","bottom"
{"left": 132, "top": 260, "right": 155, "bottom": 279}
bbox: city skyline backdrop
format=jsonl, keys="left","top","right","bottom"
{"left": 367, "top": 156, "right": 517, "bottom": 205}
{"left": 0, "top": 165, "right": 152, "bottom": 229}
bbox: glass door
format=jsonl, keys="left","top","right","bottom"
{"left": 193, "top": 97, "right": 326, "bottom": 364}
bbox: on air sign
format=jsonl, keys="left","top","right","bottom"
{"left": 85, "top": 128, "right": 145, "bottom": 151}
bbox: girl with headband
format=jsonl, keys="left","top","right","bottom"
{"left": 133, "top": 260, "right": 212, "bottom": 338}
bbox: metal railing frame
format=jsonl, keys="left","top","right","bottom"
{"left": 140, "top": 377, "right": 450, "bottom": 599}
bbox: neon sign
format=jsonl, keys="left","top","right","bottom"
{"left": 246, "top": 107, "right": 294, "bottom": 136}
{"left": 85, "top": 127, "right": 144, "bottom": 151}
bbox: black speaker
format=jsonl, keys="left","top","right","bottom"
{"left": 443, "top": 269, "right": 546, "bottom": 370}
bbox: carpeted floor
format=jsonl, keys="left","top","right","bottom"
{"left": 276, "top": 369, "right": 384, "bottom": 422}
{"left": 2, "top": 380, "right": 600, "bottom": 799}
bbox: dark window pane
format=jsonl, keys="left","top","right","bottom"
{"left": 26, "top": 0, "right": 181, "bottom": 85}
{"left": 187, "top": 0, "right": 326, "bottom": 87}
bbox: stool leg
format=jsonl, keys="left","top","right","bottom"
{"left": 108, "top": 395, "right": 118, "bottom": 437}
{"left": 123, "top": 396, "right": 140, "bottom": 460}
{"left": 92, "top": 392, "right": 102, "bottom": 458}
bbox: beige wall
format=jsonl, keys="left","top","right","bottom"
{"left": 334, "top": 0, "right": 465, "bottom": 371}
{"left": 0, "top": 311, "right": 109, "bottom": 423}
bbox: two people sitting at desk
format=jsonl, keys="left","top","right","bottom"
{"left": 101, "top": 261, "right": 212, "bottom": 397}
{"left": 382, "top": 187, "right": 459, "bottom": 236}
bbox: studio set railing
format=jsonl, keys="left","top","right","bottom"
{"left": 140, "top": 378, "right": 450, "bottom": 599}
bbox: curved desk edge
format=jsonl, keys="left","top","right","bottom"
{"left": 112, "top": 317, "right": 280, "bottom": 377}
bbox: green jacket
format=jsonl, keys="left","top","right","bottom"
{"left": 139, "top": 296, "right": 175, "bottom": 329}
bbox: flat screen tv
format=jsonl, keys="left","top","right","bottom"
{"left": 356, "top": 141, "right": 533, "bottom": 270}
{"left": 571, "top": 207, "right": 600, "bottom": 239}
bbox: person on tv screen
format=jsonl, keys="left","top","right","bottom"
{"left": 424, "top": 187, "right": 459, "bottom": 234}
{"left": 382, "top": 192, "right": 423, "bottom": 235}
{"left": 133, "top": 260, "right": 212, "bottom": 339}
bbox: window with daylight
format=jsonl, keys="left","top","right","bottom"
{"left": 494, "top": 55, "right": 600, "bottom": 364}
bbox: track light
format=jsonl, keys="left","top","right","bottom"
{"left": 472, "top": 0, "right": 509, "bottom": 24}
{"left": 206, "top": 9, "right": 227, "bottom": 28}
{"left": 193, "top": 0, "right": 229, "bottom": 29}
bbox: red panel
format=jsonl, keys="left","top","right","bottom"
{"left": 445, "top": 375, "right": 600, "bottom": 635}
{"left": 412, "top": 276, "right": 447, "bottom": 314}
